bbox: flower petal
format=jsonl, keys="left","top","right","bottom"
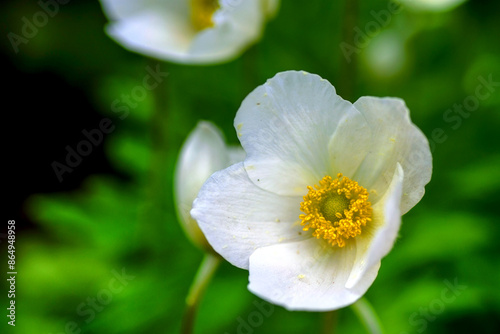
{"left": 235, "top": 71, "right": 361, "bottom": 196}
{"left": 327, "top": 108, "right": 372, "bottom": 179}
{"left": 102, "top": 0, "right": 270, "bottom": 64}
{"left": 353, "top": 97, "right": 432, "bottom": 213}
{"left": 187, "top": 0, "right": 265, "bottom": 63}
{"left": 174, "top": 121, "right": 229, "bottom": 249}
{"left": 191, "top": 162, "right": 305, "bottom": 269}
{"left": 248, "top": 238, "right": 380, "bottom": 311}
{"left": 345, "top": 163, "right": 404, "bottom": 289}
{"left": 105, "top": 7, "right": 195, "bottom": 62}
{"left": 99, "top": 0, "right": 170, "bottom": 20}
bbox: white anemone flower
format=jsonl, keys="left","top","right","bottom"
{"left": 174, "top": 121, "right": 245, "bottom": 252}
{"left": 100, "top": 0, "right": 280, "bottom": 64}
{"left": 191, "top": 71, "right": 432, "bottom": 310}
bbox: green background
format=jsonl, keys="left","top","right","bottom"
{"left": 2, "top": 0, "right": 500, "bottom": 333}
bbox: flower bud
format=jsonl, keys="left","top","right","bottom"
{"left": 174, "top": 121, "right": 244, "bottom": 252}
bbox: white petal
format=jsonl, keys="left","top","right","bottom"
{"left": 174, "top": 121, "right": 229, "bottom": 248}
{"left": 105, "top": 8, "right": 195, "bottom": 62}
{"left": 186, "top": 0, "right": 264, "bottom": 64}
{"left": 191, "top": 163, "right": 305, "bottom": 269}
{"left": 327, "top": 108, "right": 371, "bottom": 179}
{"left": 353, "top": 97, "right": 432, "bottom": 213}
{"left": 102, "top": 0, "right": 268, "bottom": 64}
{"left": 99, "top": 0, "right": 172, "bottom": 20}
{"left": 346, "top": 163, "right": 404, "bottom": 289}
{"left": 248, "top": 238, "right": 380, "bottom": 311}
{"left": 235, "top": 71, "right": 361, "bottom": 196}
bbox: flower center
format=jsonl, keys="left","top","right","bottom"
{"left": 299, "top": 174, "right": 372, "bottom": 247}
{"left": 190, "top": 0, "right": 220, "bottom": 31}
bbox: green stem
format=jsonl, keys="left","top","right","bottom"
{"left": 322, "top": 310, "right": 338, "bottom": 334}
{"left": 181, "top": 254, "right": 221, "bottom": 334}
{"left": 351, "top": 298, "right": 384, "bottom": 334}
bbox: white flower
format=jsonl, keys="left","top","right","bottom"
{"left": 100, "top": 0, "right": 280, "bottom": 64}
{"left": 174, "top": 121, "right": 245, "bottom": 251}
{"left": 399, "top": 0, "right": 466, "bottom": 12}
{"left": 191, "top": 71, "right": 432, "bottom": 310}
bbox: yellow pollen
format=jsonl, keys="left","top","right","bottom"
{"left": 190, "top": 0, "right": 220, "bottom": 31}
{"left": 299, "top": 174, "right": 372, "bottom": 248}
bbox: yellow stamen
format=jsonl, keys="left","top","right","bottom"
{"left": 190, "top": 0, "right": 220, "bottom": 31}
{"left": 299, "top": 174, "right": 372, "bottom": 247}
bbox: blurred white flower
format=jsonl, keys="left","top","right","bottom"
{"left": 191, "top": 71, "right": 432, "bottom": 310}
{"left": 100, "top": 0, "right": 280, "bottom": 64}
{"left": 399, "top": 0, "right": 466, "bottom": 12}
{"left": 174, "top": 121, "right": 244, "bottom": 252}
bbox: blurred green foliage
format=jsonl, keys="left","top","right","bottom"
{"left": 2, "top": 0, "right": 500, "bottom": 333}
